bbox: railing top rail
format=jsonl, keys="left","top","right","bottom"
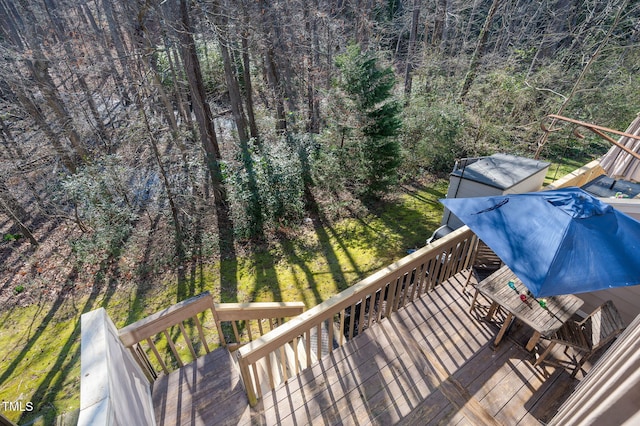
{"left": 214, "top": 302, "right": 305, "bottom": 321}
{"left": 237, "top": 226, "right": 475, "bottom": 363}
{"left": 545, "top": 159, "right": 604, "bottom": 190}
{"left": 118, "top": 294, "right": 308, "bottom": 348}
{"left": 119, "top": 291, "right": 214, "bottom": 347}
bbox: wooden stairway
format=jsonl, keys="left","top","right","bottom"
{"left": 150, "top": 320, "right": 339, "bottom": 425}
{"left": 151, "top": 347, "right": 251, "bottom": 425}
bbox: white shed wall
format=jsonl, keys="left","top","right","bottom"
{"left": 442, "top": 165, "right": 549, "bottom": 230}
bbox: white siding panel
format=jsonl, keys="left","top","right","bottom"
{"left": 578, "top": 286, "right": 640, "bottom": 326}
{"left": 550, "top": 312, "right": 640, "bottom": 425}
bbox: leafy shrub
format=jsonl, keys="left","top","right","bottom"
{"left": 225, "top": 137, "right": 306, "bottom": 238}
{"left": 309, "top": 138, "right": 350, "bottom": 194}
{"left": 400, "top": 99, "right": 468, "bottom": 175}
{"left": 60, "top": 155, "right": 138, "bottom": 264}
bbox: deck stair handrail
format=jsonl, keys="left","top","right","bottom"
{"left": 236, "top": 227, "right": 478, "bottom": 406}
{"left": 118, "top": 292, "right": 305, "bottom": 381}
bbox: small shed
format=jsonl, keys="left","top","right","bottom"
{"left": 435, "top": 153, "right": 550, "bottom": 239}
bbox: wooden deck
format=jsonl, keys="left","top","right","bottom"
{"left": 152, "top": 272, "right": 585, "bottom": 425}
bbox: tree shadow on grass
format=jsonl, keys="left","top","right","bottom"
{"left": 2, "top": 221, "right": 137, "bottom": 424}
{"left": 9, "top": 254, "right": 121, "bottom": 425}
{"left": 247, "top": 247, "right": 282, "bottom": 305}
{"left": 400, "top": 182, "right": 448, "bottom": 205}
{"left": 311, "top": 217, "right": 357, "bottom": 293}
{"left": 355, "top": 185, "right": 447, "bottom": 260}
{"left": 275, "top": 232, "right": 322, "bottom": 307}
{"left": 125, "top": 213, "right": 162, "bottom": 325}
{"left": 215, "top": 196, "right": 239, "bottom": 306}
{"left": 296, "top": 189, "right": 356, "bottom": 300}
{"left": 0, "top": 216, "right": 61, "bottom": 308}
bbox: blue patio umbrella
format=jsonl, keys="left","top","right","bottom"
{"left": 440, "top": 187, "right": 640, "bottom": 297}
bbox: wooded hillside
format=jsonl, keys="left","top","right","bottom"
{"left": 1, "top": 0, "right": 639, "bottom": 301}
{"left": 1, "top": 0, "right": 639, "bottom": 303}
{"left": 1, "top": 0, "right": 639, "bottom": 422}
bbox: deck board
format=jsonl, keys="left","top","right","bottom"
{"left": 153, "top": 272, "right": 585, "bottom": 425}
{"left": 152, "top": 347, "right": 251, "bottom": 425}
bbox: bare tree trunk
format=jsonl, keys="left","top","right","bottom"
{"left": 134, "top": 6, "right": 179, "bottom": 135}
{"left": 178, "top": 0, "right": 237, "bottom": 288}
{"left": 0, "top": 115, "right": 24, "bottom": 160}
{"left": 305, "top": 1, "right": 321, "bottom": 133}
{"left": 264, "top": 47, "right": 287, "bottom": 133}
{"left": 10, "top": 83, "right": 77, "bottom": 173}
{"left": 79, "top": 2, "right": 131, "bottom": 107}
{"left": 404, "top": 0, "right": 421, "bottom": 100}
{"left": 166, "top": 42, "right": 192, "bottom": 127}
{"left": 75, "top": 70, "right": 110, "bottom": 145}
{"left": 241, "top": 29, "right": 260, "bottom": 140}
{"left": 210, "top": 2, "right": 250, "bottom": 145}
{"left": 0, "top": 0, "right": 88, "bottom": 163}
{"left": 0, "top": 111, "right": 48, "bottom": 210}
{"left": 177, "top": 0, "right": 225, "bottom": 199}
{"left": 43, "top": 0, "right": 110, "bottom": 146}
{"left": 26, "top": 53, "right": 88, "bottom": 161}
{"left": 155, "top": 0, "right": 194, "bottom": 131}
{"left": 326, "top": 10, "right": 334, "bottom": 90}
{"left": 0, "top": 180, "right": 38, "bottom": 246}
{"left": 459, "top": 0, "right": 502, "bottom": 100}
{"left": 133, "top": 89, "right": 185, "bottom": 259}
{"left": 534, "top": 0, "right": 628, "bottom": 159}
{"left": 151, "top": 66, "right": 180, "bottom": 134}
{"left": 221, "top": 41, "right": 250, "bottom": 144}
{"left": 312, "top": 1, "right": 322, "bottom": 132}
{"left": 463, "top": 0, "right": 481, "bottom": 49}
{"left": 432, "top": 0, "right": 447, "bottom": 47}
{"left": 270, "top": 12, "right": 298, "bottom": 116}
{"left": 354, "top": 0, "right": 372, "bottom": 50}
{"left": 101, "top": 0, "right": 135, "bottom": 104}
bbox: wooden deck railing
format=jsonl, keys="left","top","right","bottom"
{"left": 545, "top": 159, "right": 605, "bottom": 190}
{"left": 236, "top": 226, "right": 478, "bottom": 406}
{"left": 118, "top": 292, "right": 305, "bottom": 381}
{"left": 215, "top": 302, "right": 308, "bottom": 351}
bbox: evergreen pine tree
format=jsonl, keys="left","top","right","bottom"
{"left": 336, "top": 44, "right": 402, "bottom": 196}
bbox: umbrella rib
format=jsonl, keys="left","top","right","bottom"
{"left": 473, "top": 199, "right": 509, "bottom": 215}
{"left": 536, "top": 222, "right": 572, "bottom": 298}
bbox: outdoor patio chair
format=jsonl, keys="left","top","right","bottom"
{"left": 533, "top": 300, "right": 626, "bottom": 377}
{"left": 467, "top": 240, "right": 502, "bottom": 313}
